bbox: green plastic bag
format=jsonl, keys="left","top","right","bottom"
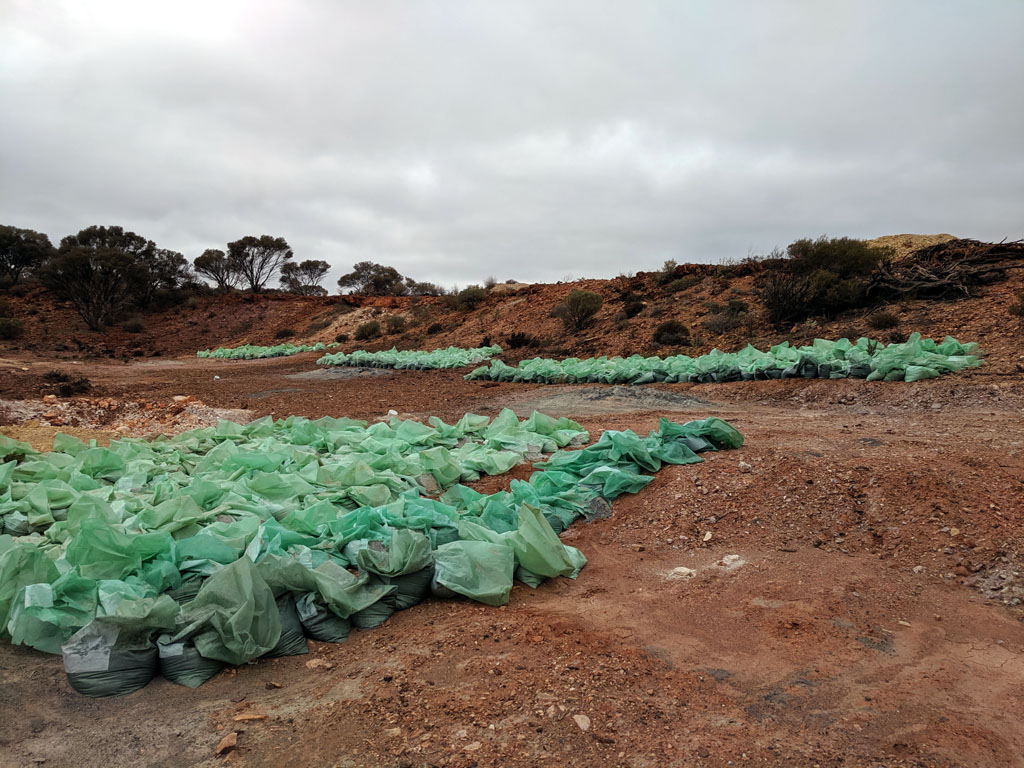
{"left": 185, "top": 557, "right": 282, "bottom": 666}
{"left": 158, "top": 633, "right": 226, "bottom": 688}
{"left": 431, "top": 540, "right": 515, "bottom": 607}
{"left": 263, "top": 593, "right": 309, "bottom": 658}
{"left": 503, "top": 504, "right": 586, "bottom": 580}
{"left": 295, "top": 592, "right": 351, "bottom": 643}
{"left": 63, "top": 620, "right": 159, "bottom": 698}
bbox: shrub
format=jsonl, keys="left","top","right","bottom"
{"left": 866, "top": 311, "right": 899, "bottom": 330}
{"left": 334, "top": 332, "right": 349, "bottom": 343}
{"left": 506, "top": 332, "right": 538, "bottom": 349}
{"left": 354, "top": 320, "right": 381, "bottom": 340}
{"left": 665, "top": 276, "right": 699, "bottom": 293}
{"left": 702, "top": 312, "right": 742, "bottom": 334}
{"left": 483, "top": 276, "right": 497, "bottom": 289}
{"left": 456, "top": 286, "right": 487, "bottom": 311}
{"left": 1009, "top": 293, "right": 1024, "bottom": 318}
{"left": 554, "top": 290, "right": 603, "bottom": 332}
{"left": 755, "top": 271, "right": 815, "bottom": 326}
{"left": 656, "top": 259, "right": 679, "bottom": 286}
{"left": 385, "top": 315, "right": 406, "bottom": 334}
{"left": 42, "top": 370, "right": 91, "bottom": 396}
{"left": 123, "top": 319, "right": 145, "bottom": 334}
{"left": 622, "top": 301, "right": 645, "bottom": 319}
{"left": 652, "top": 320, "right": 690, "bottom": 346}
{"left": 0, "top": 299, "right": 11, "bottom": 316}
{"left": 834, "top": 326, "right": 863, "bottom": 342}
{"left": 304, "top": 319, "right": 331, "bottom": 334}
{"left": 0, "top": 317, "right": 24, "bottom": 339}
{"left": 274, "top": 328, "right": 295, "bottom": 339}
{"left": 726, "top": 299, "right": 749, "bottom": 315}
{"left": 426, "top": 322, "right": 444, "bottom": 335}
{"left": 757, "top": 236, "right": 891, "bottom": 323}
{"left": 410, "top": 304, "right": 431, "bottom": 322}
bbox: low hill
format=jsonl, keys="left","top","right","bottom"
{"left": 1, "top": 235, "right": 1021, "bottom": 376}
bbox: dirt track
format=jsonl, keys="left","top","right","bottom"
{"left": 1, "top": 354, "right": 1023, "bottom": 767}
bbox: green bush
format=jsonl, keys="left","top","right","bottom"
{"left": 455, "top": 286, "right": 486, "bottom": 311}
{"left": 656, "top": 259, "right": 679, "bottom": 286}
{"left": 334, "top": 332, "right": 349, "bottom": 343}
{"left": 665, "top": 276, "right": 699, "bottom": 293}
{"left": 426, "top": 322, "right": 444, "bottom": 335}
{"left": 759, "top": 236, "right": 890, "bottom": 324}
{"left": 0, "top": 317, "right": 23, "bottom": 339}
{"left": 123, "top": 319, "right": 145, "bottom": 334}
{"left": 354, "top": 320, "right": 381, "bottom": 340}
{"left": 866, "top": 311, "right": 899, "bottom": 330}
{"left": 385, "top": 316, "right": 406, "bottom": 334}
{"left": 554, "top": 290, "right": 603, "bottom": 332}
{"left": 274, "top": 328, "right": 295, "bottom": 339}
{"left": 652, "top": 320, "right": 689, "bottom": 346}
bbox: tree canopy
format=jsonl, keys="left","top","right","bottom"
{"left": 226, "top": 235, "right": 293, "bottom": 292}
{"left": 193, "top": 248, "right": 240, "bottom": 292}
{"left": 281, "top": 259, "right": 330, "bottom": 296}
{"left": 0, "top": 225, "right": 54, "bottom": 286}
{"left": 337, "top": 261, "right": 409, "bottom": 296}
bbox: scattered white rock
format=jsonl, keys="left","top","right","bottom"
{"left": 573, "top": 714, "right": 591, "bottom": 732}
{"left": 667, "top": 566, "right": 697, "bottom": 580}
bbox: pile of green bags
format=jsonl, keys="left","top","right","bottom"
{"left": 197, "top": 342, "right": 339, "bottom": 360}
{"left": 317, "top": 345, "right": 503, "bottom": 370}
{"left": 465, "top": 334, "right": 982, "bottom": 385}
{"left": 0, "top": 410, "right": 743, "bottom": 696}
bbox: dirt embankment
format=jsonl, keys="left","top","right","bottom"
{"left": 1, "top": 234, "right": 1022, "bottom": 371}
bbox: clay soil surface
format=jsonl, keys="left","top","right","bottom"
{"left": 1, "top": 354, "right": 1023, "bottom": 768}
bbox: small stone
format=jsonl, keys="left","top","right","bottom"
{"left": 950, "top": 527, "right": 960, "bottom": 537}
{"left": 305, "top": 658, "right": 334, "bottom": 670}
{"left": 43, "top": 394, "right": 57, "bottom": 404}
{"left": 464, "top": 741, "right": 482, "bottom": 752}
{"left": 738, "top": 461, "right": 752, "bottom": 473}
{"left": 667, "top": 567, "right": 697, "bottom": 580}
{"left": 912, "top": 565, "right": 925, "bottom": 574}
{"left": 384, "top": 728, "right": 402, "bottom": 737}
{"left": 215, "top": 732, "right": 237, "bottom": 756}
{"left": 573, "top": 714, "right": 591, "bottom": 732}
{"left": 703, "top": 532, "right": 713, "bottom": 542}
{"left": 898, "top": 620, "right": 911, "bottom": 627}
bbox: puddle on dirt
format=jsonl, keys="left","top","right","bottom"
{"left": 286, "top": 368, "right": 396, "bottom": 380}
{"left": 505, "top": 385, "right": 709, "bottom": 416}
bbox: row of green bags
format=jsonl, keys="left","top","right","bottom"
{"left": 317, "top": 345, "right": 503, "bottom": 370}
{"left": 197, "top": 342, "right": 339, "bottom": 360}
{"left": 465, "top": 334, "right": 983, "bottom": 385}
{"left": 0, "top": 410, "right": 742, "bottom": 696}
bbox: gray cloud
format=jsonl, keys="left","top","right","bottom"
{"left": 2, "top": 0, "right": 1022, "bottom": 288}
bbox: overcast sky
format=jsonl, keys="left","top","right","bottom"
{"left": 2, "top": 1, "right": 1022, "bottom": 288}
